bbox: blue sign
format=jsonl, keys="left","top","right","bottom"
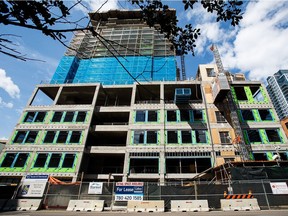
{"left": 26, "top": 175, "right": 49, "bottom": 180}
{"left": 115, "top": 186, "right": 143, "bottom": 194}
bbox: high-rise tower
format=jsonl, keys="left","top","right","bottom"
{"left": 267, "top": 70, "right": 288, "bottom": 120}
{"left": 51, "top": 10, "right": 178, "bottom": 85}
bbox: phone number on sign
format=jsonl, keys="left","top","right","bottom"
{"left": 115, "top": 195, "right": 143, "bottom": 201}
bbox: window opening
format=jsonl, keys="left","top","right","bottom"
{"left": 251, "top": 87, "right": 264, "bottom": 102}
{"left": 195, "top": 130, "right": 207, "bottom": 143}
{"left": 180, "top": 110, "right": 190, "bottom": 121}
{"left": 215, "top": 111, "right": 226, "bottom": 123}
{"left": 76, "top": 112, "right": 86, "bottom": 122}
{"left": 241, "top": 110, "right": 255, "bottom": 121}
{"left": 70, "top": 131, "right": 81, "bottom": 143}
{"left": 247, "top": 130, "right": 262, "bottom": 143}
{"left": 193, "top": 110, "right": 203, "bottom": 121}
{"left": 167, "top": 131, "right": 178, "bottom": 143}
{"left": 134, "top": 131, "right": 145, "bottom": 144}
{"left": 167, "top": 110, "right": 177, "bottom": 121}
{"left": 25, "top": 131, "right": 38, "bottom": 143}
{"left": 135, "top": 111, "right": 145, "bottom": 122}
{"left": 13, "top": 153, "right": 29, "bottom": 167}
{"left": 234, "top": 87, "right": 248, "bottom": 100}
{"left": 34, "top": 153, "right": 48, "bottom": 168}
{"left": 47, "top": 153, "right": 61, "bottom": 168}
{"left": 219, "top": 131, "right": 230, "bottom": 144}
{"left": 52, "top": 112, "right": 63, "bottom": 122}
{"left": 146, "top": 131, "right": 157, "bottom": 143}
{"left": 147, "top": 111, "right": 157, "bottom": 122}
{"left": 224, "top": 158, "right": 235, "bottom": 163}
{"left": 44, "top": 131, "right": 56, "bottom": 143}
{"left": 35, "top": 112, "right": 46, "bottom": 122}
{"left": 56, "top": 131, "right": 68, "bottom": 143}
{"left": 253, "top": 153, "right": 267, "bottom": 161}
{"left": 62, "top": 154, "right": 75, "bottom": 168}
{"left": 13, "top": 131, "right": 26, "bottom": 143}
{"left": 24, "top": 112, "right": 36, "bottom": 123}
{"left": 207, "top": 68, "right": 216, "bottom": 77}
{"left": 259, "top": 110, "right": 273, "bottom": 121}
{"left": 64, "top": 111, "right": 74, "bottom": 122}
{"left": 1, "top": 153, "right": 17, "bottom": 167}
{"left": 181, "top": 131, "right": 192, "bottom": 143}
{"left": 265, "top": 129, "right": 281, "bottom": 142}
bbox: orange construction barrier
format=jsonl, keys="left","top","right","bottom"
{"left": 48, "top": 176, "right": 80, "bottom": 185}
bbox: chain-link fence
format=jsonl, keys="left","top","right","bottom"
{"left": 40, "top": 179, "right": 288, "bottom": 211}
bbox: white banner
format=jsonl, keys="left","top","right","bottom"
{"left": 88, "top": 182, "right": 103, "bottom": 194}
{"left": 19, "top": 175, "right": 48, "bottom": 197}
{"left": 270, "top": 182, "right": 288, "bottom": 194}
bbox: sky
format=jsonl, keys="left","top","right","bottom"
{"left": 0, "top": 0, "right": 288, "bottom": 139}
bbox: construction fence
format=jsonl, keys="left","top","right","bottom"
{"left": 33, "top": 179, "right": 288, "bottom": 211}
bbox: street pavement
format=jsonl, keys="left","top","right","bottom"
{"left": 1, "top": 210, "right": 288, "bottom": 216}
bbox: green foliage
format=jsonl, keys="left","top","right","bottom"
{"left": 130, "top": 0, "right": 243, "bottom": 55}
{"left": 0, "top": 0, "right": 70, "bottom": 39}
{"left": 0, "top": 0, "right": 243, "bottom": 60}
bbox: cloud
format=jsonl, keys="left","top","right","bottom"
{"left": 0, "top": 97, "right": 13, "bottom": 108}
{"left": 225, "top": 0, "right": 288, "bottom": 81}
{"left": 185, "top": 1, "right": 288, "bottom": 81}
{"left": 0, "top": 68, "right": 20, "bottom": 99}
{"left": 184, "top": 3, "right": 238, "bottom": 55}
{"left": 74, "top": 0, "right": 120, "bottom": 14}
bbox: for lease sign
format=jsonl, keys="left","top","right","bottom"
{"left": 115, "top": 182, "right": 144, "bottom": 201}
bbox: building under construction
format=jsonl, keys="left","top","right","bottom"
{"left": 0, "top": 10, "right": 287, "bottom": 185}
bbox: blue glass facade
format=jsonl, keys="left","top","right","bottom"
{"left": 51, "top": 56, "right": 176, "bottom": 85}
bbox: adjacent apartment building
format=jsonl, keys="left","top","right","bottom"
{"left": 267, "top": 70, "right": 288, "bottom": 138}
{"left": 0, "top": 10, "right": 287, "bottom": 184}
{"left": 267, "top": 70, "right": 288, "bottom": 120}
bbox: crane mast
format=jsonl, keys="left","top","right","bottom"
{"left": 210, "top": 44, "right": 253, "bottom": 161}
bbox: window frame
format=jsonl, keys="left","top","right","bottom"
{"left": 265, "top": 129, "right": 282, "bottom": 143}
{"left": 0, "top": 153, "right": 29, "bottom": 168}
{"left": 215, "top": 111, "right": 226, "bottom": 123}
{"left": 246, "top": 130, "right": 262, "bottom": 144}
{"left": 181, "top": 130, "right": 192, "bottom": 144}
{"left": 195, "top": 130, "right": 207, "bottom": 144}
{"left": 133, "top": 130, "right": 158, "bottom": 145}
{"left": 219, "top": 131, "right": 231, "bottom": 144}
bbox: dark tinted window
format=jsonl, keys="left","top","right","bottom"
{"left": 1, "top": 153, "right": 17, "bottom": 167}
{"left": 34, "top": 153, "right": 48, "bottom": 168}
{"left": 62, "top": 154, "right": 75, "bottom": 168}
{"left": 14, "top": 153, "right": 29, "bottom": 167}
{"left": 47, "top": 154, "right": 61, "bottom": 168}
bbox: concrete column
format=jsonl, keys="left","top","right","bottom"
{"left": 159, "top": 82, "right": 166, "bottom": 185}
{"left": 92, "top": 84, "right": 100, "bottom": 106}
{"left": 26, "top": 151, "right": 37, "bottom": 171}
{"left": 53, "top": 86, "right": 63, "bottom": 105}
{"left": 25, "top": 87, "right": 39, "bottom": 107}
{"left": 159, "top": 152, "right": 165, "bottom": 185}
{"left": 130, "top": 84, "right": 137, "bottom": 106}
{"left": 73, "top": 151, "right": 84, "bottom": 183}
{"left": 160, "top": 82, "right": 164, "bottom": 104}
{"left": 122, "top": 152, "right": 130, "bottom": 182}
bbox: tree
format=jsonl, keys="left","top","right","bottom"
{"left": 0, "top": 0, "right": 243, "bottom": 60}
